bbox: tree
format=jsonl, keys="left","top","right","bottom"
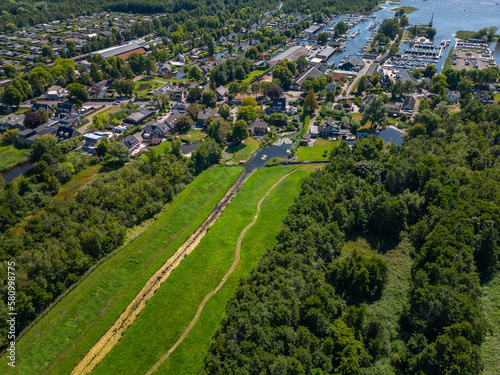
{"left": 362, "top": 95, "right": 387, "bottom": 130}
{"left": 423, "top": 65, "right": 437, "bottom": 78}
{"left": 267, "top": 84, "right": 282, "bottom": 99}
{"left": 3, "top": 64, "right": 17, "bottom": 78}
{"left": 95, "top": 137, "right": 109, "bottom": 157}
{"left": 235, "top": 65, "right": 247, "bottom": 81}
{"left": 108, "top": 142, "right": 130, "bottom": 166}
{"left": 4, "top": 129, "right": 18, "bottom": 143}
{"left": 334, "top": 21, "right": 348, "bottom": 37}
{"left": 232, "top": 120, "right": 249, "bottom": 142}
{"left": 228, "top": 82, "right": 241, "bottom": 96}
{"left": 207, "top": 117, "right": 230, "bottom": 144}
{"left": 296, "top": 54, "right": 308, "bottom": 71}
{"left": 67, "top": 83, "right": 89, "bottom": 102}
{"left": 426, "top": 28, "right": 437, "bottom": 40}
{"left": 250, "top": 82, "right": 261, "bottom": 97}
{"left": 412, "top": 68, "right": 422, "bottom": 79}
{"left": 2, "top": 85, "right": 24, "bottom": 106}
{"left": 30, "top": 134, "right": 59, "bottom": 162}
{"left": 202, "top": 89, "right": 217, "bottom": 107}
{"left": 237, "top": 106, "right": 257, "bottom": 122}
{"left": 35, "top": 108, "right": 49, "bottom": 123}
{"left": 318, "top": 32, "right": 328, "bottom": 44}
{"left": 188, "top": 65, "right": 203, "bottom": 81}
{"left": 272, "top": 63, "right": 294, "bottom": 89}
{"left": 175, "top": 115, "right": 193, "bottom": 132}
{"left": 357, "top": 76, "right": 367, "bottom": 95}
{"left": 241, "top": 97, "right": 258, "bottom": 107}
{"left": 24, "top": 113, "right": 44, "bottom": 129}
{"left": 187, "top": 87, "right": 202, "bottom": 102}
{"left": 191, "top": 138, "right": 222, "bottom": 173}
{"left": 304, "top": 90, "right": 318, "bottom": 112}
{"left": 379, "top": 18, "right": 399, "bottom": 39}
{"left": 218, "top": 103, "right": 231, "bottom": 120}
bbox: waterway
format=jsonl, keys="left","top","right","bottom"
{"left": 1, "top": 162, "right": 34, "bottom": 183}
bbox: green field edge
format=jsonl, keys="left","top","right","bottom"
{"left": 91, "top": 166, "right": 308, "bottom": 375}
{"left": 0, "top": 166, "right": 243, "bottom": 375}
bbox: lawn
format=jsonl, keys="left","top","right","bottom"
{"left": 494, "top": 93, "right": 500, "bottom": 104}
{"left": 0, "top": 141, "right": 31, "bottom": 172}
{"left": 295, "top": 137, "right": 341, "bottom": 161}
{"left": 153, "top": 76, "right": 188, "bottom": 83}
{"left": 0, "top": 167, "right": 242, "bottom": 375}
{"left": 223, "top": 137, "right": 260, "bottom": 163}
{"left": 91, "top": 166, "right": 309, "bottom": 375}
{"left": 179, "top": 128, "right": 207, "bottom": 143}
{"left": 389, "top": 6, "right": 418, "bottom": 13}
{"left": 455, "top": 30, "right": 478, "bottom": 40}
{"left": 481, "top": 271, "right": 500, "bottom": 375}
{"left": 240, "top": 68, "right": 268, "bottom": 84}
{"left": 134, "top": 80, "right": 163, "bottom": 97}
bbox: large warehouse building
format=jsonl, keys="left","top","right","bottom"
{"left": 90, "top": 42, "right": 146, "bottom": 59}
{"left": 269, "top": 46, "right": 308, "bottom": 66}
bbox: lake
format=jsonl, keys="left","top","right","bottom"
{"left": 1, "top": 162, "right": 34, "bottom": 183}
{"left": 323, "top": 0, "right": 500, "bottom": 70}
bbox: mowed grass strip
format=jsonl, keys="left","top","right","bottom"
{"left": 91, "top": 166, "right": 309, "bottom": 375}
{"left": 296, "top": 138, "right": 341, "bottom": 161}
{"left": 0, "top": 167, "right": 242, "bottom": 375}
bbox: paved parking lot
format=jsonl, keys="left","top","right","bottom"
{"left": 452, "top": 46, "right": 495, "bottom": 71}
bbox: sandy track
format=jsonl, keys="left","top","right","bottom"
{"left": 145, "top": 169, "right": 297, "bottom": 375}
{"left": 71, "top": 171, "right": 250, "bottom": 375}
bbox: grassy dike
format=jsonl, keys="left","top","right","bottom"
{"left": 0, "top": 166, "right": 242, "bottom": 375}
{"left": 91, "top": 166, "right": 310, "bottom": 375}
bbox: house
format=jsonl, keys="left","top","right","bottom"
{"left": 272, "top": 98, "right": 287, "bottom": 112}
{"left": 474, "top": 91, "right": 493, "bottom": 105}
{"left": 82, "top": 132, "right": 107, "bottom": 152}
{"left": 318, "top": 117, "right": 341, "bottom": 137}
{"left": 123, "top": 111, "right": 154, "bottom": 125}
{"left": 121, "top": 134, "right": 140, "bottom": 152}
{"left": 386, "top": 102, "right": 402, "bottom": 117}
{"left": 215, "top": 85, "right": 228, "bottom": 100}
{"left": 380, "top": 73, "right": 393, "bottom": 89}
{"left": 0, "top": 113, "right": 25, "bottom": 130}
{"left": 171, "top": 102, "right": 189, "bottom": 114}
{"left": 46, "top": 85, "right": 67, "bottom": 100}
{"left": 17, "top": 125, "right": 57, "bottom": 146}
{"left": 395, "top": 70, "right": 418, "bottom": 85}
{"left": 32, "top": 102, "right": 55, "bottom": 115}
{"left": 143, "top": 120, "right": 175, "bottom": 138}
{"left": 157, "top": 62, "right": 172, "bottom": 74}
{"left": 228, "top": 33, "right": 238, "bottom": 42}
{"left": 291, "top": 66, "right": 323, "bottom": 91}
{"left": 300, "top": 131, "right": 312, "bottom": 146}
{"left": 164, "top": 112, "right": 183, "bottom": 130}
{"left": 58, "top": 113, "right": 84, "bottom": 128}
{"left": 342, "top": 99, "right": 353, "bottom": 111}
{"left": 445, "top": 89, "right": 461, "bottom": 104}
{"left": 57, "top": 101, "right": 76, "bottom": 114}
{"left": 168, "top": 87, "right": 186, "bottom": 101}
{"left": 55, "top": 126, "right": 80, "bottom": 141}
{"left": 173, "top": 54, "right": 186, "bottom": 65}
{"left": 248, "top": 117, "right": 268, "bottom": 135}
{"left": 338, "top": 55, "right": 364, "bottom": 72}
{"left": 197, "top": 108, "right": 220, "bottom": 126}
{"left": 402, "top": 96, "right": 417, "bottom": 113}
{"left": 359, "top": 94, "right": 372, "bottom": 112}
{"left": 327, "top": 81, "right": 337, "bottom": 92}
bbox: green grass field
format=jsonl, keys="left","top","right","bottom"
{"left": 481, "top": 271, "right": 500, "bottom": 375}
{"left": 0, "top": 141, "right": 31, "bottom": 172}
{"left": 0, "top": 167, "right": 242, "bottom": 375}
{"left": 134, "top": 80, "right": 163, "bottom": 97}
{"left": 390, "top": 6, "right": 418, "bottom": 14}
{"left": 223, "top": 137, "right": 260, "bottom": 163}
{"left": 240, "top": 68, "right": 267, "bottom": 84}
{"left": 494, "top": 94, "right": 500, "bottom": 104}
{"left": 295, "top": 138, "right": 341, "bottom": 161}
{"left": 52, "top": 165, "right": 102, "bottom": 200}
{"left": 179, "top": 128, "right": 207, "bottom": 143}
{"left": 455, "top": 30, "right": 478, "bottom": 40}
{"left": 91, "top": 166, "right": 309, "bottom": 375}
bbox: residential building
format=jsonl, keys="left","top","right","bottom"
{"left": 121, "top": 134, "right": 140, "bottom": 152}
{"left": 46, "top": 85, "right": 67, "bottom": 100}
{"left": 197, "top": 108, "right": 220, "bottom": 126}
{"left": 55, "top": 126, "right": 80, "bottom": 141}
{"left": 0, "top": 113, "right": 25, "bottom": 130}
{"left": 445, "top": 89, "right": 461, "bottom": 104}
{"left": 123, "top": 110, "right": 154, "bottom": 125}
{"left": 291, "top": 66, "right": 323, "bottom": 91}
{"left": 248, "top": 117, "right": 268, "bottom": 135}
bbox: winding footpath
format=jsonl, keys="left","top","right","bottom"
{"left": 145, "top": 169, "right": 297, "bottom": 375}
{"left": 71, "top": 171, "right": 251, "bottom": 375}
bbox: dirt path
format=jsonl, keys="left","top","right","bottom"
{"left": 145, "top": 169, "right": 297, "bottom": 375}
{"left": 71, "top": 171, "right": 251, "bottom": 375}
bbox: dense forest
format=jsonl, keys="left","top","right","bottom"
{"left": 0, "top": 137, "right": 222, "bottom": 349}
{"left": 204, "top": 101, "right": 500, "bottom": 374}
